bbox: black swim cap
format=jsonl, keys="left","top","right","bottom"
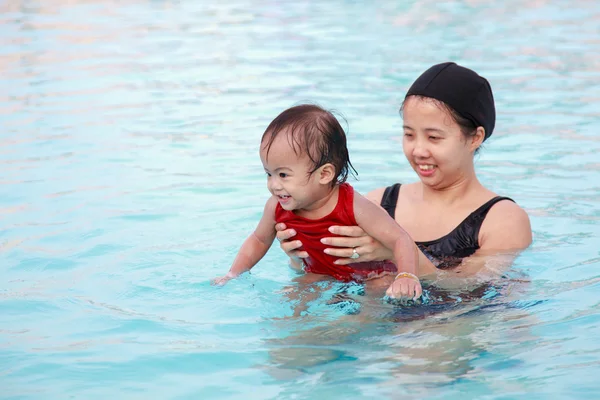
{"left": 405, "top": 62, "right": 496, "bottom": 141}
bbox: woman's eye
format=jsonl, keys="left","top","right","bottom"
{"left": 265, "top": 172, "right": 271, "bottom": 177}
{"left": 429, "top": 136, "right": 440, "bottom": 140}
{"left": 403, "top": 132, "right": 413, "bottom": 138}
{"left": 279, "top": 173, "right": 287, "bottom": 178}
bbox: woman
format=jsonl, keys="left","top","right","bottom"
{"left": 276, "top": 62, "right": 532, "bottom": 299}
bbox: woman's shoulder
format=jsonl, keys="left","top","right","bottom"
{"left": 365, "top": 186, "right": 387, "bottom": 203}
{"left": 485, "top": 197, "right": 530, "bottom": 225}
{"left": 480, "top": 196, "right": 532, "bottom": 250}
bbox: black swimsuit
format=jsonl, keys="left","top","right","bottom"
{"left": 380, "top": 183, "right": 514, "bottom": 269}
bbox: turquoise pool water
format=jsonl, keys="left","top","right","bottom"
{"left": 2, "top": 1, "right": 600, "bottom": 398}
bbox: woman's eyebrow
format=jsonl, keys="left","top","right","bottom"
{"left": 403, "top": 125, "right": 446, "bottom": 134}
{"left": 424, "top": 128, "right": 446, "bottom": 134}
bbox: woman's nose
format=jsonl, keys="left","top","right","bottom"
{"left": 412, "top": 139, "right": 430, "bottom": 158}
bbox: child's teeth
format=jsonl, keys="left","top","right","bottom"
{"left": 419, "top": 165, "right": 435, "bottom": 170}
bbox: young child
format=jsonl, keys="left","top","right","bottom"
{"left": 212, "top": 104, "right": 422, "bottom": 300}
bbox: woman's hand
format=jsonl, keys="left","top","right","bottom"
{"left": 275, "top": 223, "right": 308, "bottom": 263}
{"left": 321, "top": 225, "right": 393, "bottom": 264}
{"left": 385, "top": 275, "right": 423, "bottom": 300}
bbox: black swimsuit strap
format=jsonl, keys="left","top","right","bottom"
{"left": 379, "top": 183, "right": 515, "bottom": 269}
{"left": 458, "top": 195, "right": 515, "bottom": 245}
{"left": 415, "top": 195, "right": 516, "bottom": 248}
{"left": 380, "top": 183, "right": 401, "bottom": 219}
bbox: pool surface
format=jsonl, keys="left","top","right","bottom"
{"left": 2, "top": 1, "right": 600, "bottom": 398}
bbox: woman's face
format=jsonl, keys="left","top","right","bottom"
{"left": 402, "top": 96, "right": 480, "bottom": 190}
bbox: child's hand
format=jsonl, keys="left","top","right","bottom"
{"left": 385, "top": 273, "right": 423, "bottom": 301}
{"left": 211, "top": 272, "right": 238, "bottom": 286}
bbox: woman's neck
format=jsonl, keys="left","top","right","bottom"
{"left": 421, "top": 172, "right": 484, "bottom": 205}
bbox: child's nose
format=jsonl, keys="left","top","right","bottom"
{"left": 268, "top": 178, "right": 282, "bottom": 191}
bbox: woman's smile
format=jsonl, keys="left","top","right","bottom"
{"left": 416, "top": 163, "right": 437, "bottom": 177}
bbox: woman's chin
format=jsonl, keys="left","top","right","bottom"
{"left": 417, "top": 174, "right": 447, "bottom": 189}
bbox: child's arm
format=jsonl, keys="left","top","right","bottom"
{"left": 212, "top": 196, "right": 278, "bottom": 286}
{"left": 353, "top": 192, "right": 422, "bottom": 300}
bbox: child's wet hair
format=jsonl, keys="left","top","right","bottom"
{"left": 261, "top": 104, "right": 357, "bottom": 185}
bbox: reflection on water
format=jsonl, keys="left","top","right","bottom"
{"left": 1, "top": 0, "right": 600, "bottom": 398}
{"left": 263, "top": 275, "right": 540, "bottom": 392}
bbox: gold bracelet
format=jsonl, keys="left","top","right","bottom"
{"left": 395, "top": 272, "right": 419, "bottom": 282}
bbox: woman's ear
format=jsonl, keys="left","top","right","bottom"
{"left": 471, "top": 127, "right": 485, "bottom": 152}
{"left": 318, "top": 163, "right": 336, "bottom": 185}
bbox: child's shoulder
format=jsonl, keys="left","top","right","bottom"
{"left": 342, "top": 183, "right": 387, "bottom": 205}
{"left": 264, "top": 195, "right": 279, "bottom": 214}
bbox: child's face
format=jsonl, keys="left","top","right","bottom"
{"left": 259, "top": 134, "right": 324, "bottom": 212}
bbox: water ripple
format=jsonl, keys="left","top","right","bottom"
{"left": 1, "top": 0, "right": 600, "bottom": 398}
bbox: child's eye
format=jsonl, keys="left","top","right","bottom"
{"left": 278, "top": 172, "right": 288, "bottom": 178}
{"left": 265, "top": 172, "right": 271, "bottom": 177}
{"left": 429, "top": 136, "right": 440, "bottom": 141}
{"left": 403, "top": 132, "right": 413, "bottom": 138}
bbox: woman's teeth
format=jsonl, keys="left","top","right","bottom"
{"left": 418, "top": 164, "right": 436, "bottom": 171}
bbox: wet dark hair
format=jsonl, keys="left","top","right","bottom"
{"left": 261, "top": 104, "right": 357, "bottom": 186}
{"left": 400, "top": 95, "right": 482, "bottom": 154}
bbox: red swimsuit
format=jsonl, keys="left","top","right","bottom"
{"left": 275, "top": 183, "right": 397, "bottom": 282}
